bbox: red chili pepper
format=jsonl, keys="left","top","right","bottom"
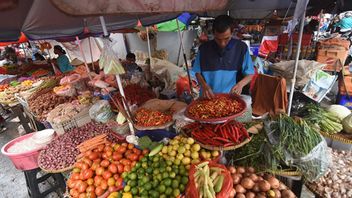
{"left": 224, "top": 142, "right": 235, "bottom": 147}
{"left": 241, "top": 127, "right": 250, "bottom": 138}
{"left": 213, "top": 137, "right": 231, "bottom": 143}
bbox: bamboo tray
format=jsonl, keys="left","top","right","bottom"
{"left": 320, "top": 131, "right": 352, "bottom": 144}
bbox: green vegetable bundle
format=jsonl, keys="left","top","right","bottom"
{"left": 302, "top": 103, "right": 343, "bottom": 134}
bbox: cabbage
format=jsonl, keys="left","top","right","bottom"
{"left": 327, "top": 105, "right": 351, "bottom": 120}
{"left": 342, "top": 114, "right": 352, "bottom": 134}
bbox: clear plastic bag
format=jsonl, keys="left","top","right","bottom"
{"left": 99, "top": 39, "right": 125, "bottom": 75}
{"left": 89, "top": 100, "right": 114, "bottom": 123}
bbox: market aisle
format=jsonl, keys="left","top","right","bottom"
{"left": 0, "top": 121, "right": 29, "bottom": 198}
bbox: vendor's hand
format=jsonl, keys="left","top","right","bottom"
{"left": 202, "top": 84, "right": 215, "bottom": 99}
{"left": 231, "top": 83, "right": 244, "bottom": 95}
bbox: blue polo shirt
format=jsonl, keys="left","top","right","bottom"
{"left": 192, "top": 39, "right": 254, "bottom": 93}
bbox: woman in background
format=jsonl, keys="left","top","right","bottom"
{"left": 53, "top": 45, "right": 74, "bottom": 73}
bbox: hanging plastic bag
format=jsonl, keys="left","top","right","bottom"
{"left": 89, "top": 100, "right": 114, "bottom": 123}
{"left": 99, "top": 39, "right": 125, "bottom": 75}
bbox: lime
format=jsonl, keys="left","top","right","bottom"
{"left": 142, "top": 176, "right": 150, "bottom": 184}
{"left": 166, "top": 166, "right": 172, "bottom": 172}
{"left": 181, "top": 176, "right": 189, "bottom": 185}
{"left": 153, "top": 156, "right": 160, "bottom": 162}
{"left": 182, "top": 157, "right": 191, "bottom": 165}
{"left": 153, "top": 169, "right": 160, "bottom": 175}
{"left": 144, "top": 183, "right": 152, "bottom": 190}
{"left": 142, "top": 162, "right": 148, "bottom": 168}
{"left": 165, "top": 187, "right": 173, "bottom": 195}
{"left": 162, "top": 172, "right": 169, "bottom": 179}
{"left": 184, "top": 150, "right": 191, "bottom": 157}
{"left": 169, "top": 172, "right": 176, "bottom": 178}
{"left": 141, "top": 157, "right": 148, "bottom": 162}
{"left": 162, "top": 146, "right": 168, "bottom": 154}
{"left": 156, "top": 173, "right": 162, "bottom": 181}
{"left": 159, "top": 167, "right": 166, "bottom": 173}
{"left": 131, "top": 187, "right": 138, "bottom": 195}
{"left": 175, "top": 175, "right": 181, "bottom": 181}
{"left": 124, "top": 185, "right": 131, "bottom": 192}
{"left": 121, "top": 172, "right": 128, "bottom": 179}
{"left": 152, "top": 180, "right": 159, "bottom": 188}
{"left": 152, "top": 162, "right": 160, "bottom": 168}
{"left": 146, "top": 167, "right": 153, "bottom": 174}
{"left": 129, "top": 173, "right": 137, "bottom": 180}
{"left": 171, "top": 180, "right": 179, "bottom": 188}
{"left": 158, "top": 184, "right": 166, "bottom": 193}
{"left": 129, "top": 180, "right": 137, "bottom": 187}
{"left": 173, "top": 168, "right": 179, "bottom": 175}
{"left": 137, "top": 168, "right": 145, "bottom": 175}
{"left": 160, "top": 194, "right": 167, "bottom": 198}
{"left": 166, "top": 160, "right": 173, "bottom": 166}
{"left": 179, "top": 168, "right": 186, "bottom": 176}
{"left": 173, "top": 189, "right": 181, "bottom": 197}
{"left": 135, "top": 162, "right": 141, "bottom": 168}
{"left": 140, "top": 195, "right": 148, "bottom": 198}
{"left": 185, "top": 144, "right": 191, "bottom": 150}
{"left": 150, "top": 190, "right": 159, "bottom": 198}
{"left": 174, "top": 159, "right": 181, "bottom": 165}
{"left": 179, "top": 184, "right": 186, "bottom": 192}
{"left": 163, "top": 178, "right": 172, "bottom": 187}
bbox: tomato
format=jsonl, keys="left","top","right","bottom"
{"left": 123, "top": 165, "right": 131, "bottom": 172}
{"left": 124, "top": 149, "right": 133, "bottom": 158}
{"left": 100, "top": 160, "right": 110, "bottom": 168}
{"left": 121, "top": 159, "right": 131, "bottom": 166}
{"left": 121, "top": 143, "right": 128, "bottom": 147}
{"left": 91, "top": 162, "right": 99, "bottom": 171}
{"left": 75, "top": 162, "right": 83, "bottom": 169}
{"left": 102, "top": 153, "right": 108, "bottom": 159}
{"left": 79, "top": 193, "right": 86, "bottom": 198}
{"left": 105, "top": 150, "right": 113, "bottom": 157}
{"left": 82, "top": 169, "right": 94, "bottom": 180}
{"left": 72, "top": 173, "right": 81, "bottom": 180}
{"left": 86, "top": 191, "right": 96, "bottom": 198}
{"left": 95, "top": 186, "right": 105, "bottom": 196}
{"left": 77, "top": 181, "right": 88, "bottom": 193}
{"left": 108, "top": 164, "right": 118, "bottom": 174}
{"left": 127, "top": 143, "right": 134, "bottom": 150}
{"left": 81, "top": 163, "right": 89, "bottom": 171}
{"left": 86, "top": 185, "right": 95, "bottom": 192}
{"left": 117, "top": 146, "right": 126, "bottom": 154}
{"left": 115, "top": 178, "right": 123, "bottom": 189}
{"left": 107, "top": 177, "right": 115, "bottom": 187}
{"left": 139, "top": 155, "right": 144, "bottom": 161}
{"left": 117, "top": 164, "right": 124, "bottom": 174}
{"left": 95, "top": 167, "right": 104, "bottom": 176}
{"left": 100, "top": 179, "right": 108, "bottom": 190}
{"left": 67, "top": 179, "right": 75, "bottom": 189}
{"left": 113, "top": 174, "right": 120, "bottom": 180}
{"left": 142, "top": 149, "right": 149, "bottom": 155}
{"left": 131, "top": 161, "right": 136, "bottom": 168}
{"left": 70, "top": 189, "right": 79, "bottom": 198}
{"left": 102, "top": 171, "right": 112, "bottom": 180}
{"left": 83, "top": 158, "right": 93, "bottom": 167}
{"left": 104, "top": 146, "right": 113, "bottom": 153}
{"left": 112, "top": 152, "right": 123, "bottom": 161}
{"left": 129, "top": 154, "right": 139, "bottom": 161}
{"left": 94, "top": 175, "right": 103, "bottom": 186}
{"left": 93, "top": 158, "right": 101, "bottom": 164}
{"left": 97, "top": 144, "right": 105, "bottom": 152}
{"left": 132, "top": 148, "right": 141, "bottom": 155}
{"left": 87, "top": 178, "right": 94, "bottom": 185}
{"left": 88, "top": 152, "right": 99, "bottom": 160}
{"left": 108, "top": 186, "right": 118, "bottom": 193}
{"left": 113, "top": 144, "right": 120, "bottom": 151}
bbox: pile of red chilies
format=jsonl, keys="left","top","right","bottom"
{"left": 183, "top": 121, "right": 250, "bottom": 147}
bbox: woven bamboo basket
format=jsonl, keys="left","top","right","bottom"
{"left": 320, "top": 131, "right": 352, "bottom": 144}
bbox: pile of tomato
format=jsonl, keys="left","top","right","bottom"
{"left": 67, "top": 142, "right": 148, "bottom": 198}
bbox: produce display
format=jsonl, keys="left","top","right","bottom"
{"left": 301, "top": 104, "right": 343, "bottom": 134}
{"left": 134, "top": 108, "right": 173, "bottom": 127}
{"left": 187, "top": 161, "right": 232, "bottom": 198}
{"left": 28, "top": 90, "right": 74, "bottom": 121}
{"left": 0, "top": 84, "right": 33, "bottom": 104}
{"left": 0, "top": 84, "right": 9, "bottom": 92}
{"left": 187, "top": 95, "right": 245, "bottom": 119}
{"left": 183, "top": 121, "right": 250, "bottom": 148}
{"left": 159, "top": 135, "right": 219, "bottom": 166}
{"left": 31, "top": 69, "right": 50, "bottom": 78}
{"left": 270, "top": 115, "right": 327, "bottom": 181}
{"left": 46, "top": 102, "right": 88, "bottom": 125}
{"left": 67, "top": 140, "right": 146, "bottom": 198}
{"left": 115, "top": 154, "right": 189, "bottom": 198}
{"left": 111, "top": 84, "right": 156, "bottom": 107}
{"left": 38, "top": 123, "right": 122, "bottom": 171}
{"left": 307, "top": 149, "right": 352, "bottom": 198}
{"left": 227, "top": 166, "right": 296, "bottom": 198}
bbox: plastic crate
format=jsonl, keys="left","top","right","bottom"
{"left": 49, "top": 109, "right": 91, "bottom": 135}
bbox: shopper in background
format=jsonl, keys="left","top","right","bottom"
{"left": 53, "top": 45, "right": 74, "bottom": 73}
{"left": 192, "top": 15, "right": 255, "bottom": 98}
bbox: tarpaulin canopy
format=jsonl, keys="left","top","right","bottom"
{"left": 0, "top": 33, "right": 28, "bottom": 47}
{"left": 0, "top": 0, "right": 182, "bottom": 42}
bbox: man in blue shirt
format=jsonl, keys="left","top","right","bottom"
{"left": 192, "top": 15, "right": 255, "bottom": 99}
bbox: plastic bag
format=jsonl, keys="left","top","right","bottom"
{"left": 89, "top": 100, "right": 114, "bottom": 123}
{"left": 99, "top": 39, "right": 125, "bottom": 75}
{"left": 185, "top": 161, "right": 233, "bottom": 198}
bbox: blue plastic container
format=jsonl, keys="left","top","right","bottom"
{"left": 338, "top": 94, "right": 352, "bottom": 110}
{"left": 135, "top": 129, "right": 177, "bottom": 142}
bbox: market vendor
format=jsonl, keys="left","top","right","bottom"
{"left": 122, "top": 52, "right": 143, "bottom": 78}
{"left": 192, "top": 15, "right": 254, "bottom": 98}
{"left": 53, "top": 45, "right": 74, "bottom": 73}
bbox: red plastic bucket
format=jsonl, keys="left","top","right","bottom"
{"left": 1, "top": 133, "right": 44, "bottom": 170}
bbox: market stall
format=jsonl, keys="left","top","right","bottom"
{"left": 0, "top": 1, "right": 352, "bottom": 198}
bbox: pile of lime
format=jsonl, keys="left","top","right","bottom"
{"left": 160, "top": 135, "right": 219, "bottom": 169}
{"left": 120, "top": 155, "right": 189, "bottom": 198}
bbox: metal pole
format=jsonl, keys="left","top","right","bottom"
{"left": 75, "top": 36, "right": 92, "bottom": 80}
{"left": 88, "top": 37, "right": 95, "bottom": 70}
{"left": 176, "top": 19, "right": 193, "bottom": 98}
{"left": 99, "top": 16, "right": 134, "bottom": 134}
{"left": 146, "top": 27, "right": 152, "bottom": 63}
{"left": 287, "top": 10, "right": 306, "bottom": 116}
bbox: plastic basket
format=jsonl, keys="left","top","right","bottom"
{"left": 49, "top": 109, "right": 92, "bottom": 135}
{"left": 1, "top": 133, "right": 44, "bottom": 170}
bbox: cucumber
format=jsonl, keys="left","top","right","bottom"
{"left": 148, "top": 143, "right": 163, "bottom": 156}
{"left": 214, "top": 174, "right": 224, "bottom": 193}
